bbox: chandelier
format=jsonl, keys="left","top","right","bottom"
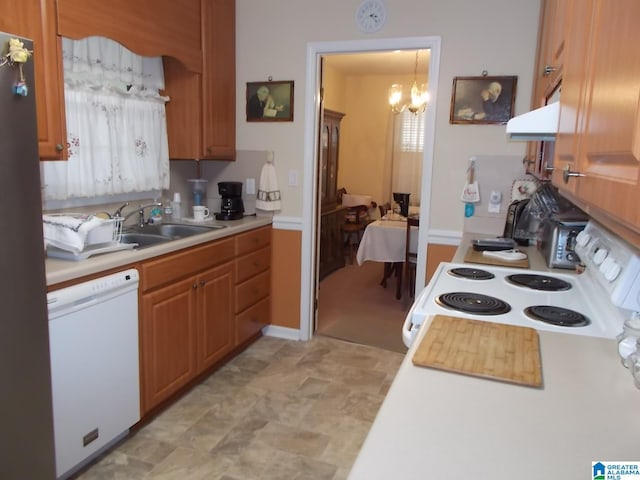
{"left": 388, "top": 50, "right": 429, "bottom": 114}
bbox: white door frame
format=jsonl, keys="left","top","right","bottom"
{"left": 299, "top": 36, "right": 442, "bottom": 341}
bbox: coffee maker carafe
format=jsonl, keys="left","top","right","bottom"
{"left": 215, "top": 181, "right": 244, "bottom": 220}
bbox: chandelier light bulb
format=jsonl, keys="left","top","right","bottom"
{"left": 389, "top": 50, "right": 428, "bottom": 115}
{"left": 389, "top": 84, "right": 405, "bottom": 113}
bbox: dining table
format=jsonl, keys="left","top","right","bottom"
{"left": 356, "top": 217, "right": 418, "bottom": 299}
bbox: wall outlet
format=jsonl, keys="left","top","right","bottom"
{"left": 488, "top": 190, "right": 502, "bottom": 213}
{"left": 246, "top": 178, "right": 256, "bottom": 195}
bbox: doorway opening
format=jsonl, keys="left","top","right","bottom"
{"left": 299, "top": 37, "right": 442, "bottom": 342}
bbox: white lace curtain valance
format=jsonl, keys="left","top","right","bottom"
{"left": 41, "top": 36, "right": 170, "bottom": 201}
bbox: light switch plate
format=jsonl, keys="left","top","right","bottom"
{"left": 246, "top": 178, "right": 256, "bottom": 195}
{"left": 288, "top": 169, "right": 298, "bottom": 187}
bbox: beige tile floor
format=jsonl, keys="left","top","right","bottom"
{"left": 73, "top": 335, "right": 404, "bottom": 480}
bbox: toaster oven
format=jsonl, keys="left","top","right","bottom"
{"left": 538, "top": 216, "right": 587, "bottom": 269}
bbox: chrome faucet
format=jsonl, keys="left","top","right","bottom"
{"left": 122, "top": 202, "right": 162, "bottom": 228}
{"left": 112, "top": 202, "right": 130, "bottom": 218}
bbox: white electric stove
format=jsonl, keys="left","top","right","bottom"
{"left": 403, "top": 220, "right": 640, "bottom": 348}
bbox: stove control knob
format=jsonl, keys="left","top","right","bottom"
{"left": 600, "top": 256, "right": 614, "bottom": 273}
{"left": 576, "top": 230, "right": 591, "bottom": 247}
{"left": 593, "top": 248, "right": 608, "bottom": 265}
{"left": 604, "top": 261, "right": 622, "bottom": 282}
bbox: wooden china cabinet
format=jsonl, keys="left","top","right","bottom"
{"left": 318, "top": 109, "right": 346, "bottom": 280}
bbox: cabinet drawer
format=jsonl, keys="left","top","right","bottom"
{"left": 235, "top": 226, "right": 271, "bottom": 256}
{"left": 236, "top": 296, "right": 270, "bottom": 345}
{"left": 141, "top": 237, "right": 234, "bottom": 292}
{"left": 235, "top": 270, "right": 270, "bottom": 313}
{"left": 235, "top": 246, "right": 270, "bottom": 283}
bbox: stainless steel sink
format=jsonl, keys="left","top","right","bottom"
{"left": 125, "top": 223, "right": 226, "bottom": 238}
{"left": 119, "top": 232, "right": 173, "bottom": 249}
{"left": 120, "top": 223, "right": 226, "bottom": 248}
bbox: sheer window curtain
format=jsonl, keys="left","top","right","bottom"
{"left": 385, "top": 110, "right": 423, "bottom": 205}
{"left": 41, "top": 37, "right": 170, "bottom": 201}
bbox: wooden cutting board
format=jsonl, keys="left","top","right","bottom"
{"left": 463, "top": 246, "right": 529, "bottom": 268}
{"left": 412, "top": 315, "right": 543, "bottom": 388}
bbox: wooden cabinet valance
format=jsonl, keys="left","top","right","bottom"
{"left": 56, "top": 0, "right": 202, "bottom": 72}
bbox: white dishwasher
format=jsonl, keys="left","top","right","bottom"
{"left": 47, "top": 268, "right": 140, "bottom": 479}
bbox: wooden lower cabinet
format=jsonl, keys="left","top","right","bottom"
{"left": 139, "top": 237, "right": 235, "bottom": 415}
{"left": 234, "top": 227, "right": 271, "bottom": 345}
{"left": 141, "top": 276, "right": 198, "bottom": 413}
{"left": 236, "top": 296, "right": 270, "bottom": 346}
{"left": 197, "top": 262, "right": 234, "bottom": 371}
{"left": 140, "top": 261, "right": 234, "bottom": 414}
{"left": 139, "top": 227, "right": 271, "bottom": 416}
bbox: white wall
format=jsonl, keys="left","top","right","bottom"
{"left": 236, "top": 0, "right": 541, "bottom": 232}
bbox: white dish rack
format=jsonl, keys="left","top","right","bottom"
{"left": 86, "top": 216, "right": 124, "bottom": 245}
{"left": 45, "top": 215, "right": 135, "bottom": 261}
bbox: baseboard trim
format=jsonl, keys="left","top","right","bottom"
{"left": 262, "top": 324, "right": 302, "bottom": 341}
{"left": 427, "top": 229, "right": 462, "bottom": 246}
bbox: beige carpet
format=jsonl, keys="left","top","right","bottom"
{"left": 317, "top": 262, "right": 410, "bottom": 354}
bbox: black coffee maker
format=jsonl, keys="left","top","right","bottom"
{"left": 393, "top": 192, "right": 411, "bottom": 217}
{"left": 215, "top": 181, "right": 245, "bottom": 220}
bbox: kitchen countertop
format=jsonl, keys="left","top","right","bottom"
{"left": 453, "top": 232, "right": 559, "bottom": 272}
{"left": 46, "top": 216, "right": 272, "bottom": 287}
{"left": 349, "top": 318, "right": 640, "bottom": 479}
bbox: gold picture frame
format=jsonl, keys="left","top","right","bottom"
{"left": 450, "top": 76, "right": 517, "bottom": 124}
{"left": 246, "top": 81, "right": 294, "bottom": 122}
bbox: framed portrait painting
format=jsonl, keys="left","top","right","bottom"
{"left": 246, "top": 81, "right": 294, "bottom": 122}
{"left": 450, "top": 76, "right": 517, "bottom": 124}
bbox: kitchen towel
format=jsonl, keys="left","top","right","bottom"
{"left": 43, "top": 214, "right": 107, "bottom": 254}
{"left": 256, "top": 151, "right": 281, "bottom": 211}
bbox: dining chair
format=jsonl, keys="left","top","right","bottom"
{"left": 341, "top": 205, "right": 369, "bottom": 264}
{"left": 378, "top": 202, "right": 391, "bottom": 218}
{"left": 403, "top": 215, "right": 420, "bottom": 300}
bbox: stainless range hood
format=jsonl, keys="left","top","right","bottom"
{"left": 506, "top": 101, "right": 559, "bottom": 141}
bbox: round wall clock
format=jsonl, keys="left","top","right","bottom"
{"left": 355, "top": 0, "right": 387, "bottom": 33}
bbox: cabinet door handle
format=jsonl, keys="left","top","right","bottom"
{"left": 193, "top": 283, "right": 198, "bottom": 289}
{"left": 563, "top": 165, "right": 586, "bottom": 184}
{"left": 200, "top": 280, "right": 206, "bottom": 287}
{"left": 55, "top": 143, "right": 64, "bottom": 152}
{"left": 543, "top": 64, "right": 557, "bottom": 76}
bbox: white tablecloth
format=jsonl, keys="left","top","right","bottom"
{"left": 356, "top": 219, "right": 418, "bottom": 265}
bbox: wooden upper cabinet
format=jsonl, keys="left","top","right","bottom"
{"left": 0, "top": 0, "right": 67, "bottom": 159}
{"left": 56, "top": 0, "right": 202, "bottom": 72}
{"left": 552, "top": 0, "right": 595, "bottom": 196}
{"left": 165, "top": 0, "right": 236, "bottom": 161}
{"left": 201, "top": 0, "right": 236, "bottom": 160}
{"left": 551, "top": 0, "right": 640, "bottom": 246}
{"left": 573, "top": 0, "right": 640, "bottom": 238}
{"left": 535, "top": 0, "right": 567, "bottom": 102}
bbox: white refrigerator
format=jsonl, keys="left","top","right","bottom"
{"left": 0, "top": 32, "right": 57, "bottom": 479}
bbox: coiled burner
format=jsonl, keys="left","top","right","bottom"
{"left": 506, "top": 274, "right": 572, "bottom": 291}
{"left": 524, "top": 306, "right": 590, "bottom": 327}
{"left": 436, "top": 292, "right": 511, "bottom": 315}
{"left": 448, "top": 268, "right": 495, "bottom": 280}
